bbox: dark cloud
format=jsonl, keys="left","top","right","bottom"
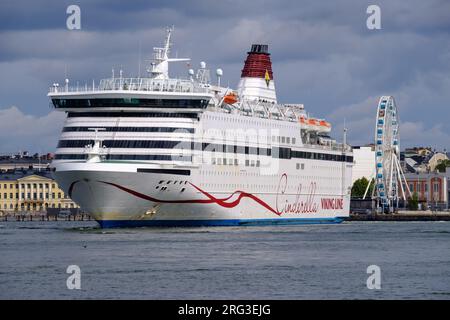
{"left": 0, "top": 106, "right": 65, "bottom": 153}
{"left": 0, "top": 0, "right": 449, "bottom": 152}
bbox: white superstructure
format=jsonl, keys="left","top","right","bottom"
{"left": 49, "top": 28, "right": 353, "bottom": 227}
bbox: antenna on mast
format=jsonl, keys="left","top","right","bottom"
{"left": 343, "top": 118, "right": 347, "bottom": 147}
{"left": 164, "top": 26, "right": 173, "bottom": 57}
{"left": 162, "top": 25, "right": 175, "bottom": 58}
{"left": 146, "top": 26, "right": 190, "bottom": 80}
{"left": 138, "top": 40, "right": 142, "bottom": 78}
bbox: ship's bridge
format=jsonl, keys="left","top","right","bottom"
{"left": 48, "top": 77, "right": 213, "bottom": 113}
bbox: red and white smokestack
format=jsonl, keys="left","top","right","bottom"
{"left": 237, "top": 44, "right": 277, "bottom": 103}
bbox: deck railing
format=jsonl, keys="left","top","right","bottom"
{"left": 49, "top": 78, "right": 209, "bottom": 94}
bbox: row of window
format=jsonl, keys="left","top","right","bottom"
{"left": 295, "top": 150, "right": 352, "bottom": 162}
{"left": 296, "top": 163, "right": 305, "bottom": 170}
{"left": 272, "top": 136, "right": 296, "bottom": 145}
{"left": 62, "top": 126, "right": 195, "bottom": 133}
{"left": 273, "top": 147, "right": 352, "bottom": 162}
{"left": 201, "top": 158, "right": 307, "bottom": 169}
{"left": 57, "top": 140, "right": 272, "bottom": 154}
{"left": 56, "top": 140, "right": 353, "bottom": 163}
{"left": 54, "top": 154, "right": 192, "bottom": 161}
{"left": 57, "top": 140, "right": 185, "bottom": 149}
{"left": 53, "top": 98, "right": 209, "bottom": 109}
{"left": 2, "top": 203, "right": 75, "bottom": 210}
{"left": 211, "top": 158, "right": 262, "bottom": 167}
{"left": 157, "top": 180, "right": 189, "bottom": 185}
{"left": 203, "top": 114, "right": 299, "bottom": 131}
{"left": 67, "top": 112, "right": 199, "bottom": 118}
{"left": 0, "top": 183, "right": 56, "bottom": 189}
{"left": 407, "top": 183, "right": 441, "bottom": 193}
{"left": 0, "top": 192, "right": 65, "bottom": 200}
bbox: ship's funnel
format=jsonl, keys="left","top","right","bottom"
{"left": 237, "top": 44, "right": 277, "bottom": 103}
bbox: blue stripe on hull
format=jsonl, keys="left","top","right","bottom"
{"left": 97, "top": 217, "right": 347, "bottom": 228}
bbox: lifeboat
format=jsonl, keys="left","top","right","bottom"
{"left": 308, "top": 118, "right": 319, "bottom": 126}
{"left": 299, "top": 117, "right": 331, "bottom": 133}
{"left": 223, "top": 92, "right": 238, "bottom": 105}
{"left": 318, "top": 119, "right": 331, "bottom": 132}
{"left": 319, "top": 120, "right": 331, "bottom": 128}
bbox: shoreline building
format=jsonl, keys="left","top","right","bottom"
{"left": 402, "top": 147, "right": 448, "bottom": 173}
{"left": 0, "top": 152, "right": 53, "bottom": 171}
{"left": 403, "top": 172, "right": 449, "bottom": 210}
{"left": 0, "top": 169, "right": 78, "bottom": 214}
{"left": 401, "top": 148, "right": 450, "bottom": 210}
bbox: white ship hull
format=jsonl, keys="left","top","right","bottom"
{"left": 53, "top": 160, "right": 351, "bottom": 227}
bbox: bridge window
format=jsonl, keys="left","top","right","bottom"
{"left": 53, "top": 98, "right": 208, "bottom": 109}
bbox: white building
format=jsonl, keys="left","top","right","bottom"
{"left": 351, "top": 146, "right": 375, "bottom": 184}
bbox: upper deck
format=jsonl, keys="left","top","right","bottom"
{"left": 48, "top": 77, "right": 214, "bottom": 113}
{"left": 48, "top": 77, "right": 210, "bottom": 96}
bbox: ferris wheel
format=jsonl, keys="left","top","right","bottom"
{"left": 364, "top": 96, "right": 411, "bottom": 212}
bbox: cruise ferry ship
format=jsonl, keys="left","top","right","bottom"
{"left": 49, "top": 28, "right": 353, "bottom": 228}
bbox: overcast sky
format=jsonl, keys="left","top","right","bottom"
{"left": 0, "top": 0, "right": 449, "bottom": 153}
